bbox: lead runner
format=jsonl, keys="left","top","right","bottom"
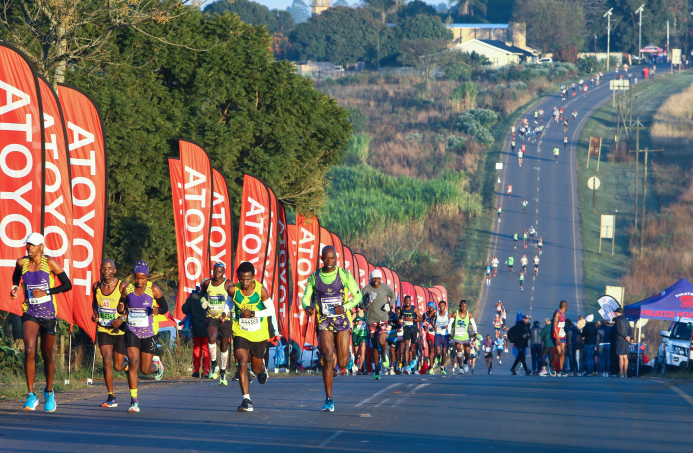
{"left": 302, "top": 245, "right": 362, "bottom": 412}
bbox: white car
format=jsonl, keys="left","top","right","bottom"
{"left": 538, "top": 58, "right": 553, "bottom": 64}
{"left": 655, "top": 316, "right": 693, "bottom": 372}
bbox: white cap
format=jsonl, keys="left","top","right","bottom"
{"left": 586, "top": 314, "right": 594, "bottom": 322}
{"left": 25, "top": 232, "right": 44, "bottom": 246}
{"left": 371, "top": 269, "right": 382, "bottom": 280}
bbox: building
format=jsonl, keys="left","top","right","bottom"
{"left": 452, "top": 39, "right": 536, "bottom": 67}
{"left": 446, "top": 22, "right": 527, "bottom": 49}
{"left": 311, "top": 0, "right": 330, "bottom": 16}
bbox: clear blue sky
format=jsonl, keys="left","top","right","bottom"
{"left": 201, "top": 0, "right": 442, "bottom": 12}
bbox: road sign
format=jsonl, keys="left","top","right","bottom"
{"left": 609, "top": 80, "right": 630, "bottom": 90}
{"left": 672, "top": 49, "right": 682, "bottom": 65}
{"left": 587, "top": 176, "right": 600, "bottom": 190}
{"left": 496, "top": 162, "right": 503, "bottom": 170}
{"left": 605, "top": 286, "right": 624, "bottom": 306}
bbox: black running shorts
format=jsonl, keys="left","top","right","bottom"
{"left": 97, "top": 331, "right": 126, "bottom": 355}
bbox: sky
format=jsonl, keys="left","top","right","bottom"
{"left": 201, "top": 0, "right": 442, "bottom": 13}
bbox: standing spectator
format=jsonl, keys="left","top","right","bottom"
{"left": 530, "top": 320, "right": 542, "bottom": 375}
{"left": 597, "top": 320, "right": 611, "bottom": 377}
{"left": 581, "top": 316, "right": 599, "bottom": 376}
{"left": 565, "top": 319, "right": 579, "bottom": 376}
{"left": 612, "top": 308, "right": 633, "bottom": 377}
{"left": 510, "top": 315, "right": 532, "bottom": 375}
{"left": 538, "top": 318, "right": 554, "bottom": 376}
{"left": 182, "top": 291, "right": 211, "bottom": 378}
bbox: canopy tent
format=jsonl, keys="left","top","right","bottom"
{"left": 640, "top": 44, "right": 663, "bottom": 53}
{"left": 624, "top": 278, "right": 693, "bottom": 321}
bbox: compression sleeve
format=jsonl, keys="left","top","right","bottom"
{"left": 470, "top": 317, "right": 477, "bottom": 334}
{"left": 343, "top": 271, "right": 363, "bottom": 310}
{"left": 155, "top": 296, "right": 169, "bottom": 315}
{"left": 254, "top": 297, "right": 276, "bottom": 318}
{"left": 50, "top": 272, "right": 72, "bottom": 295}
{"left": 448, "top": 316, "right": 454, "bottom": 333}
{"left": 12, "top": 265, "right": 21, "bottom": 286}
{"left": 301, "top": 273, "right": 316, "bottom": 308}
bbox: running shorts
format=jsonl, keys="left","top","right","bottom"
{"left": 434, "top": 334, "right": 449, "bottom": 350}
{"left": 485, "top": 353, "right": 493, "bottom": 359}
{"left": 452, "top": 339, "right": 471, "bottom": 346}
{"left": 369, "top": 321, "right": 388, "bottom": 338}
{"left": 97, "top": 331, "right": 126, "bottom": 355}
{"left": 318, "top": 314, "right": 351, "bottom": 333}
{"left": 233, "top": 336, "right": 267, "bottom": 359}
{"left": 125, "top": 330, "right": 157, "bottom": 355}
{"left": 205, "top": 317, "right": 233, "bottom": 339}
{"left": 352, "top": 333, "right": 367, "bottom": 347}
{"left": 22, "top": 313, "right": 57, "bottom": 336}
{"left": 403, "top": 328, "right": 418, "bottom": 343}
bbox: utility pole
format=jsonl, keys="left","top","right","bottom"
{"left": 636, "top": 5, "right": 645, "bottom": 60}
{"left": 605, "top": 9, "right": 613, "bottom": 71}
{"left": 629, "top": 127, "right": 663, "bottom": 253}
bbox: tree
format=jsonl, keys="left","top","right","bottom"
{"left": 290, "top": 7, "right": 396, "bottom": 66}
{"left": 513, "top": 0, "right": 585, "bottom": 53}
{"left": 334, "top": 0, "right": 351, "bottom": 5}
{"left": 390, "top": 0, "right": 438, "bottom": 21}
{"left": 608, "top": 0, "right": 670, "bottom": 54}
{"left": 451, "top": 82, "right": 478, "bottom": 110}
{"left": 396, "top": 14, "right": 454, "bottom": 41}
{"left": 398, "top": 38, "right": 450, "bottom": 78}
{"left": 204, "top": 0, "right": 296, "bottom": 33}
{"left": 362, "top": 0, "right": 405, "bottom": 23}
{"left": 451, "top": 0, "right": 488, "bottom": 17}
{"left": 552, "top": 44, "right": 579, "bottom": 62}
{"left": 288, "top": 0, "right": 311, "bottom": 23}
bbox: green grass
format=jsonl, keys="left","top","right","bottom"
{"left": 576, "top": 71, "right": 693, "bottom": 315}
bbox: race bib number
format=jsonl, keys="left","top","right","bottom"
{"left": 320, "top": 296, "right": 342, "bottom": 318}
{"left": 558, "top": 322, "right": 566, "bottom": 338}
{"left": 128, "top": 308, "right": 149, "bottom": 328}
{"left": 239, "top": 317, "right": 261, "bottom": 332}
{"left": 382, "top": 303, "right": 390, "bottom": 312}
{"left": 404, "top": 320, "right": 414, "bottom": 326}
{"left": 98, "top": 306, "right": 117, "bottom": 327}
{"left": 27, "top": 284, "right": 51, "bottom": 306}
{"left": 208, "top": 295, "right": 225, "bottom": 315}
{"left": 485, "top": 346, "right": 491, "bottom": 353}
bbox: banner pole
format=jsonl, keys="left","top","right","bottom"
{"left": 637, "top": 322, "right": 642, "bottom": 377}
{"left": 89, "top": 338, "right": 97, "bottom": 385}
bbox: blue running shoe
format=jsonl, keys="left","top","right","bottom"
{"left": 23, "top": 393, "right": 38, "bottom": 411}
{"left": 152, "top": 356, "right": 164, "bottom": 381}
{"left": 373, "top": 371, "right": 381, "bottom": 380}
{"left": 322, "top": 398, "right": 335, "bottom": 412}
{"left": 43, "top": 388, "right": 56, "bottom": 412}
{"left": 101, "top": 394, "right": 118, "bottom": 408}
{"left": 128, "top": 400, "right": 140, "bottom": 412}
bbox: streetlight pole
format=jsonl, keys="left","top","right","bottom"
{"left": 605, "top": 9, "right": 613, "bottom": 71}
{"left": 636, "top": 4, "right": 645, "bottom": 61}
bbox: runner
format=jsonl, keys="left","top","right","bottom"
{"left": 517, "top": 148, "right": 523, "bottom": 167}
{"left": 229, "top": 261, "right": 275, "bottom": 412}
{"left": 520, "top": 254, "right": 528, "bottom": 274}
{"left": 302, "top": 246, "right": 362, "bottom": 410}
{"left": 563, "top": 119, "right": 569, "bottom": 132}
{"left": 495, "top": 300, "right": 502, "bottom": 316}
{"left": 501, "top": 305, "right": 507, "bottom": 326}
{"left": 551, "top": 300, "right": 569, "bottom": 377}
{"left": 492, "top": 256, "right": 499, "bottom": 276}
{"left": 423, "top": 302, "right": 437, "bottom": 373}
{"left": 352, "top": 306, "right": 368, "bottom": 375}
{"left": 451, "top": 300, "right": 477, "bottom": 375}
{"left": 495, "top": 334, "right": 505, "bottom": 364}
{"left": 433, "top": 300, "right": 450, "bottom": 375}
{"left": 554, "top": 146, "right": 560, "bottom": 163}
{"left": 493, "top": 314, "right": 502, "bottom": 338}
{"left": 485, "top": 263, "right": 491, "bottom": 286}
{"left": 503, "top": 325, "right": 510, "bottom": 352}
{"left": 529, "top": 225, "right": 535, "bottom": 243}
{"left": 387, "top": 306, "right": 402, "bottom": 375}
{"left": 469, "top": 334, "right": 481, "bottom": 374}
{"left": 583, "top": 84, "right": 588, "bottom": 97}
{"left": 497, "top": 204, "right": 502, "bottom": 222}
{"left": 118, "top": 261, "right": 166, "bottom": 413}
{"left": 538, "top": 236, "right": 543, "bottom": 255}
{"left": 591, "top": 76, "right": 594, "bottom": 87}
{"left": 522, "top": 198, "right": 528, "bottom": 213}
{"left": 513, "top": 231, "right": 519, "bottom": 249}
{"left": 511, "top": 138, "right": 516, "bottom": 153}
{"left": 399, "top": 296, "right": 421, "bottom": 375}
{"left": 507, "top": 184, "right": 512, "bottom": 199}
{"left": 533, "top": 254, "right": 540, "bottom": 276}
{"left": 200, "top": 263, "right": 234, "bottom": 385}
{"left": 519, "top": 272, "right": 525, "bottom": 291}
{"left": 506, "top": 255, "right": 514, "bottom": 274}
{"left": 92, "top": 259, "right": 128, "bottom": 408}
{"left": 538, "top": 108, "right": 543, "bottom": 122}
{"left": 523, "top": 229, "right": 528, "bottom": 248}
{"left": 483, "top": 335, "right": 494, "bottom": 374}
{"left": 559, "top": 107, "right": 563, "bottom": 120}
{"left": 563, "top": 136, "right": 568, "bottom": 150}
{"left": 11, "top": 233, "right": 72, "bottom": 412}
{"left": 361, "top": 269, "right": 396, "bottom": 380}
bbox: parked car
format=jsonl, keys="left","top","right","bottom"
{"left": 655, "top": 316, "right": 693, "bottom": 372}
{"left": 538, "top": 58, "right": 553, "bottom": 64}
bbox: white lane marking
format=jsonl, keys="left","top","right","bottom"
{"left": 319, "top": 430, "right": 343, "bottom": 447}
{"left": 653, "top": 380, "right": 693, "bottom": 407}
{"left": 537, "top": 177, "right": 540, "bottom": 181}
{"left": 374, "top": 398, "right": 389, "bottom": 407}
{"left": 354, "top": 383, "right": 401, "bottom": 407}
{"left": 392, "top": 383, "right": 429, "bottom": 407}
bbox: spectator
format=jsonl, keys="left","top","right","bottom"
{"left": 565, "top": 319, "right": 579, "bottom": 376}
{"left": 597, "top": 320, "right": 611, "bottom": 377}
{"left": 182, "top": 291, "right": 211, "bottom": 378}
{"left": 510, "top": 315, "right": 532, "bottom": 375}
{"left": 612, "top": 307, "right": 633, "bottom": 377}
{"left": 582, "top": 316, "right": 599, "bottom": 376}
{"left": 530, "top": 320, "right": 542, "bottom": 375}
{"left": 538, "top": 318, "right": 554, "bottom": 376}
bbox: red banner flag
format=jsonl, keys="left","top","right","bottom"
{"left": 275, "top": 201, "right": 289, "bottom": 338}
{"left": 234, "top": 174, "right": 272, "bottom": 282}
{"left": 263, "top": 186, "right": 279, "bottom": 298}
{"left": 0, "top": 44, "right": 44, "bottom": 315}
{"left": 367, "top": 263, "right": 376, "bottom": 286}
{"left": 210, "top": 169, "right": 233, "bottom": 271}
{"left": 329, "top": 232, "right": 344, "bottom": 268}
{"left": 286, "top": 224, "right": 299, "bottom": 346}
{"left": 414, "top": 286, "right": 427, "bottom": 313}
{"left": 168, "top": 158, "right": 185, "bottom": 318}
{"left": 429, "top": 287, "right": 444, "bottom": 304}
{"left": 38, "top": 76, "right": 73, "bottom": 325}
{"left": 433, "top": 285, "right": 448, "bottom": 303}
{"left": 354, "top": 253, "right": 368, "bottom": 289}
{"left": 382, "top": 267, "right": 394, "bottom": 290}
{"left": 342, "top": 245, "right": 353, "bottom": 276}
{"left": 401, "top": 281, "right": 415, "bottom": 302}
{"left": 391, "top": 270, "right": 402, "bottom": 305}
{"left": 426, "top": 288, "right": 438, "bottom": 304}
{"left": 318, "top": 227, "right": 333, "bottom": 267}
{"left": 293, "top": 216, "right": 320, "bottom": 348}
{"left": 174, "top": 140, "right": 213, "bottom": 320}
{"left": 58, "top": 84, "right": 107, "bottom": 340}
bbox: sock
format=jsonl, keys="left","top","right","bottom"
{"left": 209, "top": 343, "right": 217, "bottom": 365}
{"left": 243, "top": 393, "right": 250, "bottom": 400}
{"left": 130, "top": 389, "right": 138, "bottom": 401}
{"left": 220, "top": 349, "right": 229, "bottom": 372}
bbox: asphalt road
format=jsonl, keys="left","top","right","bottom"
{"left": 475, "top": 70, "right": 647, "bottom": 337}
{"left": 2, "top": 373, "right": 693, "bottom": 452}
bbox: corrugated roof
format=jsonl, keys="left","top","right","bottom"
{"left": 478, "top": 39, "right": 535, "bottom": 57}
{"left": 446, "top": 23, "right": 509, "bottom": 29}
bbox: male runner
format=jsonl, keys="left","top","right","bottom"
{"left": 352, "top": 306, "right": 368, "bottom": 374}
{"left": 92, "top": 259, "right": 128, "bottom": 408}
{"left": 513, "top": 231, "right": 519, "bottom": 249}
{"left": 529, "top": 226, "right": 535, "bottom": 243}
{"left": 501, "top": 306, "right": 507, "bottom": 326}
{"left": 11, "top": 233, "right": 72, "bottom": 412}
{"left": 520, "top": 254, "right": 528, "bottom": 274}
{"left": 493, "top": 314, "right": 502, "bottom": 338}
{"left": 522, "top": 198, "right": 528, "bottom": 213}
{"left": 387, "top": 307, "right": 402, "bottom": 374}
{"left": 554, "top": 146, "right": 560, "bottom": 163}
{"left": 507, "top": 184, "right": 512, "bottom": 199}
{"left": 497, "top": 204, "right": 502, "bottom": 222}
{"left": 432, "top": 300, "right": 451, "bottom": 375}
{"left": 506, "top": 255, "right": 514, "bottom": 274}
{"left": 485, "top": 263, "right": 491, "bottom": 286}
{"left": 563, "top": 119, "right": 569, "bottom": 132}
{"left": 423, "top": 302, "right": 437, "bottom": 373}
{"left": 469, "top": 334, "right": 481, "bottom": 374}
{"left": 538, "top": 236, "right": 543, "bottom": 255}
{"left": 492, "top": 256, "right": 499, "bottom": 276}
{"left": 517, "top": 149, "right": 523, "bottom": 167}
{"left": 118, "top": 261, "right": 166, "bottom": 412}
{"left": 551, "top": 300, "right": 569, "bottom": 377}
{"left": 451, "top": 300, "right": 477, "bottom": 375}
{"left": 572, "top": 109, "right": 577, "bottom": 122}
{"left": 200, "top": 263, "right": 234, "bottom": 385}
{"left": 563, "top": 136, "right": 568, "bottom": 150}
{"left": 511, "top": 139, "right": 515, "bottom": 153}
{"left": 228, "top": 262, "right": 275, "bottom": 412}
{"left": 483, "top": 335, "right": 494, "bottom": 374}
{"left": 495, "top": 334, "right": 505, "bottom": 364}
{"left": 523, "top": 230, "right": 528, "bottom": 248}
{"left": 399, "top": 295, "right": 421, "bottom": 375}
{"left": 533, "top": 255, "right": 540, "bottom": 276}
{"left": 361, "top": 269, "right": 396, "bottom": 380}
{"left": 519, "top": 272, "right": 525, "bottom": 291}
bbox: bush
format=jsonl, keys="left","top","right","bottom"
{"left": 446, "top": 135, "right": 467, "bottom": 151}
{"left": 446, "top": 60, "right": 473, "bottom": 81}
{"left": 456, "top": 108, "right": 498, "bottom": 145}
{"left": 347, "top": 107, "right": 368, "bottom": 132}
{"left": 553, "top": 44, "right": 579, "bottom": 63}
{"left": 342, "top": 133, "right": 371, "bottom": 166}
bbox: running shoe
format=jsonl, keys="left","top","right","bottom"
{"left": 322, "top": 398, "right": 335, "bottom": 412}
{"left": 248, "top": 372, "right": 254, "bottom": 384}
{"left": 152, "top": 356, "right": 165, "bottom": 381}
{"left": 192, "top": 371, "right": 200, "bottom": 378}
{"left": 373, "top": 371, "right": 381, "bottom": 380}
{"left": 441, "top": 367, "right": 447, "bottom": 376}
{"left": 340, "top": 368, "right": 347, "bottom": 376}
{"left": 427, "top": 368, "right": 434, "bottom": 375}
{"left": 352, "top": 365, "right": 359, "bottom": 374}
{"left": 101, "top": 394, "right": 118, "bottom": 408}
{"left": 258, "top": 370, "right": 268, "bottom": 385}
{"left": 238, "top": 398, "right": 253, "bottom": 412}
{"left": 209, "top": 365, "right": 219, "bottom": 380}
{"left": 464, "top": 364, "right": 469, "bottom": 374}
{"left": 128, "top": 401, "right": 140, "bottom": 413}
{"left": 538, "top": 370, "right": 548, "bottom": 376}
{"left": 43, "top": 388, "right": 56, "bottom": 412}
{"left": 499, "top": 359, "right": 502, "bottom": 364}
{"left": 219, "top": 376, "right": 228, "bottom": 386}
{"left": 511, "top": 369, "right": 518, "bottom": 376}
{"left": 231, "top": 370, "right": 240, "bottom": 381}
{"left": 123, "top": 356, "right": 129, "bottom": 372}
{"left": 488, "top": 370, "right": 492, "bottom": 375}
{"left": 382, "top": 355, "right": 390, "bottom": 369}
{"left": 23, "top": 393, "right": 38, "bottom": 411}
{"left": 402, "top": 366, "right": 410, "bottom": 375}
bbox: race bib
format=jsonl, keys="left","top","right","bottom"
{"left": 128, "top": 308, "right": 149, "bottom": 328}
{"left": 98, "top": 306, "right": 117, "bottom": 327}
{"left": 436, "top": 326, "right": 447, "bottom": 335}
{"left": 239, "top": 317, "right": 261, "bottom": 332}
{"left": 208, "top": 295, "right": 225, "bottom": 307}
{"left": 404, "top": 320, "right": 414, "bottom": 326}
{"left": 558, "top": 322, "right": 566, "bottom": 338}
{"left": 27, "top": 284, "right": 51, "bottom": 306}
{"left": 354, "top": 320, "right": 366, "bottom": 332}
{"left": 382, "top": 303, "right": 390, "bottom": 312}
{"left": 320, "top": 296, "right": 342, "bottom": 318}
{"left": 485, "top": 346, "right": 492, "bottom": 353}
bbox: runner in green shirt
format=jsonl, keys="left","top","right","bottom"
{"left": 513, "top": 231, "right": 519, "bottom": 249}
{"left": 351, "top": 307, "right": 368, "bottom": 375}
{"left": 505, "top": 255, "right": 514, "bottom": 275}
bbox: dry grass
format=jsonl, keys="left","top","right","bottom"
{"left": 651, "top": 83, "right": 693, "bottom": 148}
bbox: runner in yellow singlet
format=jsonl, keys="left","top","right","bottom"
{"left": 200, "top": 263, "right": 234, "bottom": 385}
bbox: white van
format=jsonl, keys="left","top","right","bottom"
{"left": 538, "top": 58, "right": 553, "bottom": 64}
{"left": 655, "top": 316, "right": 693, "bottom": 372}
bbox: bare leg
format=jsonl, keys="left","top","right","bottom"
{"left": 318, "top": 330, "right": 336, "bottom": 399}
{"left": 23, "top": 320, "right": 40, "bottom": 394}
{"left": 100, "top": 344, "right": 115, "bottom": 394}
{"left": 39, "top": 332, "right": 56, "bottom": 392}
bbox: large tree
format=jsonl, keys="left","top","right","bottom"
{"left": 513, "top": 0, "right": 585, "bottom": 53}
{"left": 396, "top": 14, "right": 453, "bottom": 41}
{"left": 204, "top": 0, "right": 295, "bottom": 33}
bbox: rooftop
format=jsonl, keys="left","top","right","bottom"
{"left": 446, "top": 23, "right": 509, "bottom": 29}
{"left": 457, "top": 39, "right": 535, "bottom": 57}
